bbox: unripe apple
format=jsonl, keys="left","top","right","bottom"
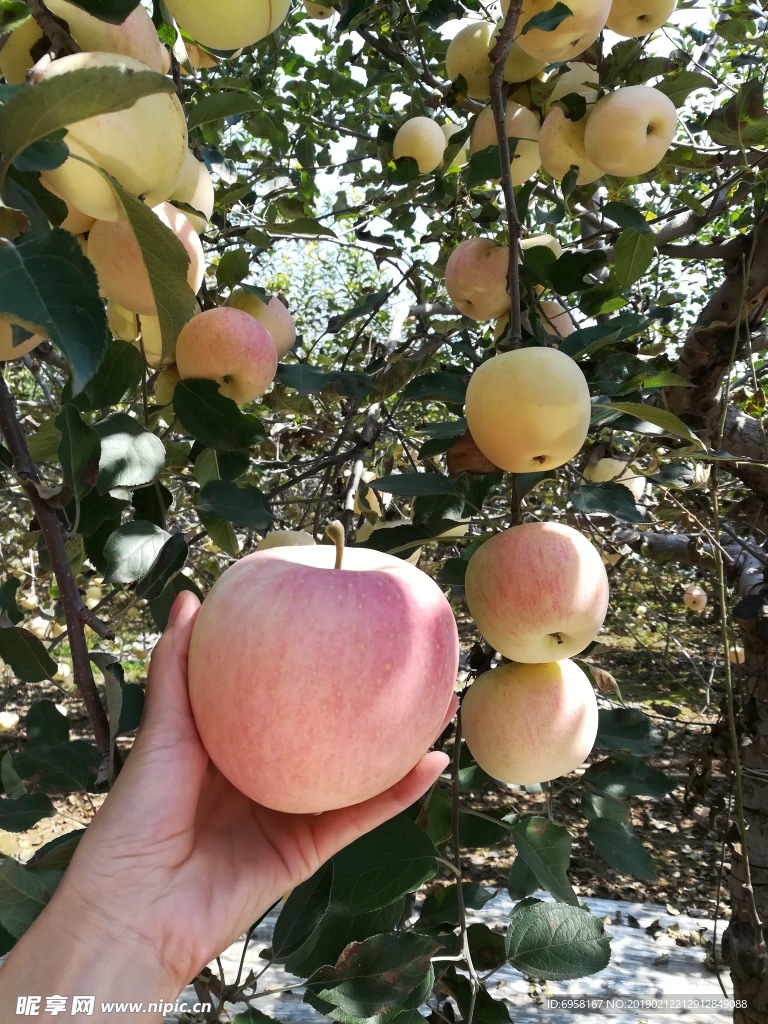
{"left": 187, "top": 544, "right": 460, "bottom": 813}
{"left": 584, "top": 457, "right": 645, "bottom": 501}
{"left": 445, "top": 21, "right": 494, "bottom": 99}
{"left": 19, "top": 595, "right": 39, "bottom": 611}
{"left": 393, "top": 117, "right": 447, "bottom": 175}
{"left": 257, "top": 530, "right": 316, "bottom": 550}
{"left": 584, "top": 85, "right": 677, "bottom": 177}
{"left": 38, "top": 53, "right": 188, "bottom": 223}
{"left": 504, "top": 0, "right": 612, "bottom": 62}
{"left": 175, "top": 307, "right": 278, "bottom": 406}
{"left": 465, "top": 521, "right": 609, "bottom": 662}
{"left": 0, "top": 17, "right": 44, "bottom": 84}
{"left": 126, "top": 606, "right": 141, "bottom": 620}
{"left": 539, "top": 298, "right": 576, "bottom": 339}
{"left": 155, "top": 364, "right": 181, "bottom": 405}
{"left": 539, "top": 106, "right": 605, "bottom": 185}
{"left": 85, "top": 585, "right": 102, "bottom": 603}
{"left": 461, "top": 659, "right": 598, "bottom": 785}
{"left": 441, "top": 123, "right": 469, "bottom": 168}
{"left": 304, "top": 2, "right": 335, "bottom": 18}
{"left": 227, "top": 290, "right": 296, "bottom": 359}
{"left": 88, "top": 202, "right": 205, "bottom": 317}
{"left": 607, "top": 0, "right": 677, "bottom": 37}
{"left": 46, "top": 0, "right": 166, "bottom": 72}
{"left": 543, "top": 61, "right": 600, "bottom": 116}
{"left": 490, "top": 25, "right": 545, "bottom": 83}
{"left": 0, "top": 322, "right": 43, "bottom": 361}
{"left": 729, "top": 645, "right": 745, "bottom": 665}
{"left": 170, "top": 149, "right": 215, "bottom": 234}
{"left": 520, "top": 234, "right": 564, "bottom": 260}
{"left": 164, "top": 0, "right": 291, "bottom": 49}
{"left": 471, "top": 101, "right": 541, "bottom": 186}
{"left": 683, "top": 584, "right": 707, "bottom": 612}
{"left": 465, "top": 347, "right": 591, "bottom": 473}
{"left": 630, "top": 581, "right": 644, "bottom": 594}
{"left": 445, "top": 238, "right": 511, "bottom": 321}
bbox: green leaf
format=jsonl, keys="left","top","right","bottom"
{"left": 0, "top": 63, "right": 175, "bottom": 186}
{"left": 655, "top": 71, "right": 713, "bottom": 107}
{"left": 275, "top": 363, "right": 373, "bottom": 402}
{"left": 707, "top": 78, "right": 768, "bottom": 147}
{"left": 273, "top": 862, "right": 334, "bottom": 962}
{"left": 521, "top": 2, "right": 573, "bottom": 34}
{"left": 262, "top": 218, "right": 337, "bottom": 240}
{"left": 217, "top": 248, "right": 250, "bottom": 289}
{"left": 187, "top": 91, "right": 262, "bottom": 130}
{"left": 0, "top": 792, "right": 56, "bottom": 833}
{"left": 0, "top": 858, "right": 62, "bottom": 938}
{"left": 95, "top": 413, "right": 165, "bottom": 492}
{"left": 596, "top": 709, "right": 662, "bottom": 754}
{"left": 569, "top": 482, "right": 643, "bottom": 524}
{"left": 0, "top": 229, "right": 107, "bottom": 393}
{"left": 594, "top": 401, "right": 703, "bottom": 447}
{"left": 0, "top": 628, "right": 57, "bottom": 682}
{"left": 510, "top": 817, "right": 578, "bottom": 906}
{"left": 402, "top": 371, "right": 468, "bottom": 405}
{"left": 174, "top": 379, "right": 266, "bottom": 451}
{"left": 369, "top": 473, "right": 456, "bottom": 497}
{"left": 197, "top": 480, "right": 272, "bottom": 531}
{"left": 103, "top": 521, "right": 170, "bottom": 585}
{"left": 419, "top": 883, "right": 495, "bottom": 927}
{"left": 0, "top": 577, "right": 23, "bottom": 626}
{"left": 602, "top": 201, "right": 652, "bottom": 234}
{"left": 148, "top": 574, "right": 203, "bottom": 632}
{"left": 72, "top": 339, "right": 144, "bottom": 411}
{"left": 27, "top": 417, "right": 62, "bottom": 464}
{"left": 26, "top": 700, "right": 69, "bottom": 745}
{"left": 1, "top": 753, "right": 26, "bottom": 799}
{"left": 14, "top": 740, "right": 98, "bottom": 793}
{"left": 56, "top": 405, "right": 101, "bottom": 497}
{"left": 613, "top": 229, "right": 656, "bottom": 290}
{"left": 584, "top": 754, "right": 673, "bottom": 799}
{"left": 135, "top": 533, "right": 188, "bottom": 601}
{"left": 327, "top": 285, "right": 391, "bottom": 334}
{"left": 587, "top": 818, "right": 656, "bottom": 881}
{"left": 505, "top": 902, "right": 612, "bottom": 980}
{"left": 442, "top": 969, "right": 511, "bottom": 1024}
{"left": 581, "top": 792, "right": 630, "bottom": 824}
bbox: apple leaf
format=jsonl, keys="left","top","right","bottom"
{"left": 596, "top": 708, "right": 662, "bottom": 754}
{"left": 587, "top": 818, "right": 656, "bottom": 881}
{"left": 401, "top": 371, "right": 468, "bottom": 405}
{"left": 276, "top": 363, "right": 372, "bottom": 401}
{"left": 95, "top": 413, "right": 166, "bottom": 493}
{"left": 706, "top": 78, "right": 768, "bottom": 148}
{"left": 613, "top": 229, "right": 656, "bottom": 289}
{"left": 569, "top": 482, "right": 644, "bottom": 524}
{"left": 505, "top": 902, "right": 612, "bottom": 981}
{"left": 56, "top": 405, "right": 101, "bottom": 498}
{"left": 510, "top": 817, "right": 578, "bottom": 906}
{"left": 0, "top": 577, "right": 23, "bottom": 626}
{"left": 655, "top": 71, "right": 713, "bottom": 108}
{"left": 602, "top": 201, "right": 653, "bottom": 234}
{"left": 419, "top": 883, "right": 495, "bottom": 927}
{"left": 148, "top": 574, "right": 203, "bottom": 632}
{"left": 26, "top": 700, "right": 69, "bottom": 745}
{"left": 187, "top": 91, "right": 262, "bottom": 131}
{"left": 0, "top": 628, "right": 57, "bottom": 682}
{"left": 0, "top": 858, "right": 62, "bottom": 939}
{"left": 273, "top": 862, "right": 334, "bottom": 962}
{"left": 64, "top": 340, "right": 144, "bottom": 412}
{"left": 173, "top": 379, "right": 266, "bottom": 451}
{"left": 584, "top": 754, "right": 673, "bottom": 798}
{"left": 0, "top": 793, "right": 56, "bottom": 833}
{"left": 135, "top": 533, "right": 188, "bottom": 601}
{"left": 369, "top": 473, "right": 456, "bottom": 498}
{"left": 595, "top": 401, "right": 704, "bottom": 447}
{"left": 13, "top": 740, "right": 99, "bottom": 793}
{"left": 521, "top": 2, "right": 574, "bottom": 35}
{"left": 103, "top": 521, "right": 170, "bottom": 584}
{"left": 197, "top": 481, "right": 272, "bottom": 531}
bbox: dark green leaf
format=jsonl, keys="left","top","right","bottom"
{"left": 275, "top": 363, "right": 372, "bottom": 401}
{"left": 148, "top": 573, "right": 203, "bottom": 632}
{"left": 273, "top": 862, "right": 334, "bottom": 962}
{"left": 56, "top": 405, "right": 101, "bottom": 497}
{"left": 73, "top": 340, "right": 144, "bottom": 411}
{"left": 14, "top": 740, "right": 98, "bottom": 793}
{"left": 588, "top": 818, "right": 656, "bottom": 880}
{"left": 593, "top": 401, "right": 702, "bottom": 446}
{"left": 0, "top": 628, "right": 57, "bottom": 682}
{"left": 522, "top": 2, "right": 573, "bottom": 34}
{"left": 217, "top": 248, "right": 250, "bottom": 289}
{"left": 510, "top": 817, "right": 578, "bottom": 906}
{"left": 103, "top": 521, "right": 170, "bottom": 585}
{"left": 95, "top": 413, "right": 165, "bottom": 492}
{"left": 613, "top": 229, "right": 656, "bottom": 290}
{"left": 174, "top": 379, "right": 266, "bottom": 451}
{"left": 505, "top": 902, "right": 612, "bottom": 980}
{"left": 419, "top": 883, "right": 495, "bottom": 927}
{"left": 135, "top": 533, "right": 188, "bottom": 600}
{"left": 596, "top": 709, "right": 662, "bottom": 754}
{"left": 0, "top": 858, "right": 62, "bottom": 938}
{"left": 187, "top": 91, "right": 262, "bottom": 131}
{"left": 197, "top": 481, "right": 272, "bottom": 530}
{"left": 0, "top": 792, "right": 56, "bottom": 832}
{"left": 569, "top": 482, "right": 643, "bottom": 523}
{"left": 0, "top": 577, "right": 23, "bottom": 626}
{"left": 602, "top": 201, "right": 652, "bottom": 234}
{"left": 401, "top": 371, "right": 468, "bottom": 405}
{"left": 584, "top": 754, "right": 674, "bottom": 799}
{"left": 26, "top": 700, "right": 68, "bottom": 745}
{"left": 369, "top": 473, "right": 455, "bottom": 497}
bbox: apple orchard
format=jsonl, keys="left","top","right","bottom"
{"left": 0, "top": 0, "right": 766, "bottom": 1020}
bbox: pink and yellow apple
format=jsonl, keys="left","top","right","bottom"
{"left": 445, "top": 238, "right": 511, "bottom": 321}
{"left": 228, "top": 290, "right": 296, "bottom": 359}
{"left": 461, "top": 659, "right": 599, "bottom": 784}
{"left": 465, "top": 521, "right": 609, "bottom": 662}
{"left": 170, "top": 149, "right": 215, "bottom": 233}
{"left": 175, "top": 307, "right": 278, "bottom": 406}
{"left": 187, "top": 544, "right": 460, "bottom": 812}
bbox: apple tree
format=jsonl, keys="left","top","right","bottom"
{"left": 0, "top": 1, "right": 766, "bottom": 1021}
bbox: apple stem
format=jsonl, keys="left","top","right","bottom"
{"left": 552, "top": 632, "right": 564, "bottom": 645}
{"left": 325, "top": 520, "right": 346, "bottom": 570}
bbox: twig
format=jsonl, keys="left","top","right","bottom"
{"left": 27, "top": 0, "right": 79, "bottom": 56}
{"left": 488, "top": 2, "right": 523, "bottom": 346}
{"left": 451, "top": 710, "right": 481, "bottom": 1024}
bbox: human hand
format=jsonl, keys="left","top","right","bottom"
{"left": 57, "top": 590, "right": 456, "bottom": 993}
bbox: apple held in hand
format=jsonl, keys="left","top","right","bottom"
{"left": 393, "top": 117, "right": 447, "bottom": 174}
{"left": 461, "top": 659, "right": 598, "bottom": 785}
{"left": 607, "top": 0, "right": 677, "bottom": 37}
{"left": 465, "top": 346, "right": 591, "bottom": 473}
{"left": 175, "top": 307, "right": 278, "bottom": 406}
{"left": 187, "top": 540, "right": 460, "bottom": 813}
{"left": 445, "top": 238, "right": 511, "bottom": 321}
{"left": 164, "top": 0, "right": 291, "bottom": 50}
{"left": 584, "top": 85, "right": 677, "bottom": 177}
{"left": 465, "top": 521, "right": 609, "bottom": 662}
{"left": 683, "top": 584, "right": 707, "bottom": 612}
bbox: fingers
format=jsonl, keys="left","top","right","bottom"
{"left": 311, "top": 751, "right": 450, "bottom": 865}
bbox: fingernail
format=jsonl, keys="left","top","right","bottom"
{"left": 167, "top": 592, "right": 185, "bottom": 629}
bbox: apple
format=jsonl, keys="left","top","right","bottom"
{"left": 465, "top": 521, "right": 609, "bottom": 662}
{"left": 304, "top": 1, "right": 335, "bottom": 18}
{"left": 133, "top": 316, "right": 176, "bottom": 369}
{"left": 521, "top": 234, "right": 564, "bottom": 260}
{"left": 465, "top": 346, "right": 591, "bottom": 473}
{"left": 504, "top": 0, "right": 612, "bottom": 62}
{"left": 187, "top": 542, "right": 460, "bottom": 813}
{"left": 164, "top": 0, "right": 291, "bottom": 50}
{"left": 683, "top": 584, "right": 707, "bottom": 612}
{"left": 185, "top": 43, "right": 218, "bottom": 69}
{"left": 445, "top": 238, "right": 511, "bottom": 321}
{"left": 155, "top": 364, "right": 181, "bottom": 405}
{"left": 441, "top": 123, "right": 469, "bottom": 168}
{"left": 539, "top": 298, "right": 576, "bottom": 339}
{"left": 0, "top": 322, "right": 43, "bottom": 361}
{"left": 729, "top": 645, "right": 745, "bottom": 665}
{"left": 445, "top": 21, "right": 495, "bottom": 99}
{"left": 393, "top": 117, "right": 447, "bottom": 175}
{"left": 461, "top": 659, "right": 598, "bottom": 785}
{"left": 175, "top": 307, "right": 278, "bottom": 406}
{"left": 489, "top": 26, "right": 545, "bottom": 83}
{"left": 0, "top": 711, "right": 20, "bottom": 732}
{"left": 584, "top": 457, "right": 645, "bottom": 501}
{"left": 0, "top": 17, "right": 44, "bottom": 84}
{"left": 543, "top": 61, "right": 600, "bottom": 116}
{"left": 170, "top": 149, "right": 215, "bottom": 233}
{"left": 584, "top": 85, "right": 677, "bottom": 177}
{"left": 46, "top": 0, "right": 166, "bottom": 72}
{"left": 257, "top": 530, "right": 317, "bottom": 550}
{"left": 38, "top": 53, "right": 187, "bottom": 223}
{"left": 471, "top": 101, "right": 541, "bottom": 186}
{"left": 539, "top": 106, "right": 605, "bottom": 185}
{"left": 228, "top": 290, "right": 296, "bottom": 359}
{"left": 607, "top": 0, "right": 677, "bottom": 37}
{"left": 87, "top": 202, "right": 205, "bottom": 317}
{"left": 107, "top": 302, "right": 138, "bottom": 343}
{"left": 42, "top": 182, "right": 96, "bottom": 236}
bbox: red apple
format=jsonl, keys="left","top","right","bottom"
{"left": 465, "top": 521, "right": 609, "bottom": 662}
{"left": 187, "top": 544, "right": 460, "bottom": 813}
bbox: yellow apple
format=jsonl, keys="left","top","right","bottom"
{"left": 470, "top": 101, "right": 541, "bottom": 186}
{"left": 155, "top": 363, "right": 181, "bottom": 405}
{"left": 47, "top": 0, "right": 166, "bottom": 72}
{"left": 170, "top": 149, "right": 215, "bottom": 233}
{"left": 393, "top": 117, "right": 447, "bottom": 174}
{"left": 175, "top": 307, "right": 279, "bottom": 406}
{"left": 228, "top": 290, "right": 296, "bottom": 359}
{"left": 257, "top": 530, "right": 317, "bottom": 549}
{"left": 584, "top": 85, "right": 677, "bottom": 177}
{"left": 133, "top": 315, "right": 176, "bottom": 369}
{"left": 42, "top": 181, "right": 96, "bottom": 236}
{"left": 441, "top": 122, "right": 469, "bottom": 167}
{"left": 462, "top": 659, "right": 599, "bottom": 784}
{"left": 539, "top": 298, "right": 576, "bottom": 339}
{"left": 38, "top": 53, "right": 187, "bottom": 222}
{"left": 107, "top": 301, "right": 138, "bottom": 342}
{"left": 729, "top": 645, "right": 745, "bottom": 665}
{"left": 0, "top": 323, "right": 43, "bottom": 361}
{"left": 87, "top": 202, "right": 205, "bottom": 317}
{"left": 544, "top": 61, "right": 600, "bottom": 116}
{"left": 683, "top": 584, "right": 707, "bottom": 612}
{"left": 0, "top": 711, "right": 20, "bottom": 731}
{"left": 185, "top": 42, "right": 218, "bottom": 69}
{"left": 445, "top": 21, "right": 495, "bottom": 99}
{"left": 0, "top": 17, "right": 44, "bottom": 84}
{"left": 164, "top": 0, "right": 291, "bottom": 49}
{"left": 520, "top": 233, "right": 564, "bottom": 260}
{"left": 584, "top": 457, "right": 645, "bottom": 501}
{"left": 539, "top": 106, "right": 605, "bottom": 184}
{"left": 504, "top": 0, "right": 612, "bottom": 62}
{"left": 607, "top": 0, "right": 677, "bottom": 37}
{"left": 304, "top": 1, "right": 335, "bottom": 18}
{"left": 489, "top": 25, "right": 545, "bottom": 82}
{"left": 445, "top": 238, "right": 511, "bottom": 321}
{"left": 465, "top": 346, "right": 591, "bottom": 473}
